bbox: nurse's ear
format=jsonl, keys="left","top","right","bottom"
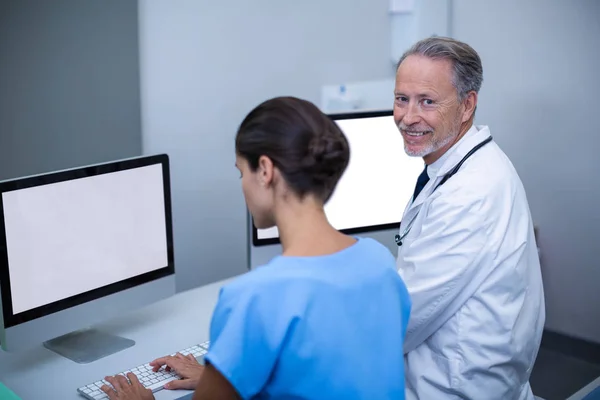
{"left": 460, "top": 90, "right": 478, "bottom": 123}
{"left": 257, "top": 155, "right": 275, "bottom": 187}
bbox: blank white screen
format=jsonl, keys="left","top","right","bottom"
{"left": 3, "top": 163, "right": 169, "bottom": 315}
{"left": 257, "top": 115, "right": 423, "bottom": 240}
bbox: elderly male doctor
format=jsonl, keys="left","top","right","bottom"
{"left": 394, "top": 36, "right": 545, "bottom": 400}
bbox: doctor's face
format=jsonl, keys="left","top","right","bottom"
{"left": 394, "top": 55, "right": 464, "bottom": 165}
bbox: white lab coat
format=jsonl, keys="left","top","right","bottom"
{"left": 396, "top": 125, "right": 545, "bottom": 400}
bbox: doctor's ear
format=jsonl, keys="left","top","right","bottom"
{"left": 461, "top": 91, "right": 478, "bottom": 123}
{"left": 257, "top": 155, "right": 275, "bottom": 186}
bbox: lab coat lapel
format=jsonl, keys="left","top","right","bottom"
{"left": 401, "top": 181, "right": 431, "bottom": 225}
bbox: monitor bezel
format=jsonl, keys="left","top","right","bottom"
{"left": 0, "top": 154, "right": 175, "bottom": 328}
{"left": 251, "top": 109, "right": 400, "bottom": 247}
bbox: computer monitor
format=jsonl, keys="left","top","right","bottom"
{"left": 252, "top": 110, "right": 423, "bottom": 246}
{"left": 0, "top": 154, "right": 175, "bottom": 363}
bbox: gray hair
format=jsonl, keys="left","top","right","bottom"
{"left": 397, "top": 36, "right": 483, "bottom": 101}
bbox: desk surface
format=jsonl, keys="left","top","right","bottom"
{"left": 0, "top": 278, "right": 233, "bottom": 400}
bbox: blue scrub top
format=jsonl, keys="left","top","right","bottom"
{"left": 204, "top": 237, "right": 411, "bottom": 399}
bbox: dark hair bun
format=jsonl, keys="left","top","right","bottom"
{"left": 304, "top": 133, "right": 350, "bottom": 184}
{"left": 235, "top": 96, "right": 350, "bottom": 202}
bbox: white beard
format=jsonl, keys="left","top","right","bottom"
{"left": 403, "top": 132, "right": 456, "bottom": 157}
{"left": 399, "top": 116, "right": 462, "bottom": 158}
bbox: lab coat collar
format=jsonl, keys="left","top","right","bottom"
{"left": 403, "top": 125, "right": 492, "bottom": 216}
{"left": 431, "top": 125, "right": 492, "bottom": 178}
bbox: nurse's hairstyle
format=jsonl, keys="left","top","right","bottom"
{"left": 235, "top": 96, "right": 350, "bottom": 203}
{"left": 397, "top": 36, "right": 483, "bottom": 101}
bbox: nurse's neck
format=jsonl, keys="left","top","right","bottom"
{"left": 274, "top": 195, "right": 355, "bottom": 258}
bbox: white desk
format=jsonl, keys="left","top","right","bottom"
{"left": 0, "top": 278, "right": 233, "bottom": 400}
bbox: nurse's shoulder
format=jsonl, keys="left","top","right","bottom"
{"left": 220, "top": 237, "right": 400, "bottom": 300}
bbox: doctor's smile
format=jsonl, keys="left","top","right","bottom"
{"left": 400, "top": 128, "right": 433, "bottom": 138}
{"left": 403, "top": 131, "right": 429, "bottom": 137}
{"left": 400, "top": 128, "right": 433, "bottom": 144}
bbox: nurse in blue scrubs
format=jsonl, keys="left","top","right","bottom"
{"left": 101, "top": 96, "right": 411, "bottom": 400}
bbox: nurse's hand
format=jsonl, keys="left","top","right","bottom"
{"left": 149, "top": 353, "right": 204, "bottom": 390}
{"left": 100, "top": 373, "right": 155, "bottom": 400}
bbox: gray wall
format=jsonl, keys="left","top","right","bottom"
{"left": 452, "top": 0, "right": 600, "bottom": 343}
{"left": 139, "top": 0, "right": 394, "bottom": 292}
{"left": 0, "top": 0, "right": 142, "bottom": 180}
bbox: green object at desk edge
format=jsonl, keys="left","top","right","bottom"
{"left": 0, "top": 382, "right": 22, "bottom": 400}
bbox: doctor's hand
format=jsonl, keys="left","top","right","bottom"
{"left": 100, "top": 373, "right": 155, "bottom": 400}
{"left": 149, "top": 352, "right": 205, "bottom": 390}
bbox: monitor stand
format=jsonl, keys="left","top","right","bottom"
{"left": 43, "top": 327, "right": 135, "bottom": 364}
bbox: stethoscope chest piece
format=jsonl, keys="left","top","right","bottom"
{"left": 394, "top": 234, "right": 402, "bottom": 246}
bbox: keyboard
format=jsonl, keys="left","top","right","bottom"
{"left": 77, "top": 341, "right": 210, "bottom": 400}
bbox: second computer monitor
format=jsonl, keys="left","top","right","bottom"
{"left": 252, "top": 110, "right": 423, "bottom": 246}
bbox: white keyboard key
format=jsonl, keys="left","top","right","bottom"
{"left": 145, "top": 376, "right": 179, "bottom": 391}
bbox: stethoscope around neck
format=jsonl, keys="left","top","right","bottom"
{"left": 395, "top": 136, "right": 493, "bottom": 247}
